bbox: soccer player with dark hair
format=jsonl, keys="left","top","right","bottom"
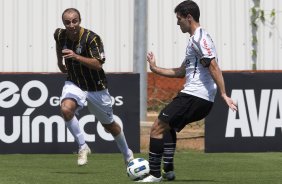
{"left": 139, "top": 0, "right": 237, "bottom": 182}
{"left": 54, "top": 8, "right": 134, "bottom": 167}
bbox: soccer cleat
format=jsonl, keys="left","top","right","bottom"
{"left": 125, "top": 149, "right": 134, "bottom": 166}
{"left": 137, "top": 175, "right": 162, "bottom": 182}
{"left": 77, "top": 144, "right": 91, "bottom": 166}
{"left": 162, "top": 170, "right": 175, "bottom": 181}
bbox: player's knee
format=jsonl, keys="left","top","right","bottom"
{"left": 150, "top": 119, "right": 169, "bottom": 138}
{"left": 60, "top": 106, "right": 74, "bottom": 122}
{"left": 150, "top": 127, "right": 161, "bottom": 138}
{"left": 150, "top": 124, "right": 162, "bottom": 138}
{"left": 103, "top": 124, "right": 112, "bottom": 133}
{"left": 102, "top": 122, "right": 121, "bottom": 136}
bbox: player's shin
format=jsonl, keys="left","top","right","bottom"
{"left": 65, "top": 116, "right": 86, "bottom": 148}
{"left": 114, "top": 130, "right": 134, "bottom": 164}
{"left": 148, "top": 137, "right": 164, "bottom": 178}
{"left": 163, "top": 129, "right": 176, "bottom": 172}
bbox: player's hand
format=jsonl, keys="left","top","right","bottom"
{"left": 62, "top": 49, "right": 77, "bottom": 60}
{"left": 147, "top": 52, "right": 157, "bottom": 71}
{"left": 222, "top": 95, "right": 237, "bottom": 112}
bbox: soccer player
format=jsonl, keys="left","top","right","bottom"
{"left": 139, "top": 0, "right": 237, "bottom": 182}
{"left": 54, "top": 8, "right": 134, "bottom": 166}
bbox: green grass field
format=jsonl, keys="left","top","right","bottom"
{"left": 0, "top": 151, "right": 282, "bottom": 184}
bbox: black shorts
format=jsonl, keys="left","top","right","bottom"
{"left": 158, "top": 92, "right": 213, "bottom": 132}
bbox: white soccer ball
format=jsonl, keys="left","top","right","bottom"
{"left": 126, "top": 158, "right": 150, "bottom": 180}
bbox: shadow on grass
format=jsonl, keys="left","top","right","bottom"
{"left": 171, "top": 179, "right": 218, "bottom": 183}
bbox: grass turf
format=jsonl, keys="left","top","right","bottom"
{"left": 0, "top": 151, "right": 282, "bottom": 184}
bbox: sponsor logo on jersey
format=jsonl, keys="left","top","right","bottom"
{"left": 203, "top": 38, "right": 212, "bottom": 56}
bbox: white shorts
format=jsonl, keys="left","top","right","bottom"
{"left": 60, "top": 81, "right": 114, "bottom": 124}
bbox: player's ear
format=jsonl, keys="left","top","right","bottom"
{"left": 187, "top": 14, "right": 193, "bottom": 21}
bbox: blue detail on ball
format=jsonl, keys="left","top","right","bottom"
{"left": 137, "top": 158, "right": 144, "bottom": 162}
{"left": 128, "top": 161, "right": 134, "bottom": 167}
{"left": 134, "top": 165, "right": 147, "bottom": 173}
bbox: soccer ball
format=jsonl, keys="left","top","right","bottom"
{"left": 126, "top": 158, "right": 150, "bottom": 180}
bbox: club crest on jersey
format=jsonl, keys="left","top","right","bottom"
{"left": 75, "top": 44, "right": 82, "bottom": 54}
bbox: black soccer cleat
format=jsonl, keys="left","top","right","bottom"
{"left": 162, "top": 170, "right": 175, "bottom": 181}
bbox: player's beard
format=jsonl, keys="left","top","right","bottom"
{"left": 67, "top": 27, "right": 80, "bottom": 41}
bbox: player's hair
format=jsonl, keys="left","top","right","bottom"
{"left": 62, "top": 8, "right": 81, "bottom": 22}
{"left": 174, "top": 0, "right": 200, "bottom": 22}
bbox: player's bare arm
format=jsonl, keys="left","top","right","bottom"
{"left": 208, "top": 59, "right": 237, "bottom": 111}
{"left": 147, "top": 52, "right": 185, "bottom": 78}
{"left": 56, "top": 43, "right": 67, "bottom": 73}
{"left": 62, "top": 49, "right": 102, "bottom": 70}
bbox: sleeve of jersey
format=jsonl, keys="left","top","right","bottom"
{"left": 53, "top": 28, "right": 61, "bottom": 42}
{"left": 53, "top": 28, "right": 63, "bottom": 49}
{"left": 88, "top": 34, "right": 106, "bottom": 63}
{"left": 199, "top": 35, "right": 216, "bottom": 67}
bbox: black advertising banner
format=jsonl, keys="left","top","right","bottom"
{"left": 205, "top": 72, "right": 282, "bottom": 152}
{"left": 0, "top": 73, "right": 140, "bottom": 153}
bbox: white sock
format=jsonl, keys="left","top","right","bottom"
{"left": 79, "top": 142, "right": 88, "bottom": 151}
{"left": 65, "top": 116, "right": 86, "bottom": 149}
{"left": 114, "top": 131, "right": 131, "bottom": 159}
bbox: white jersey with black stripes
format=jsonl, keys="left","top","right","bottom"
{"left": 180, "top": 27, "right": 218, "bottom": 102}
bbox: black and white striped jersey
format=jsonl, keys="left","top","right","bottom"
{"left": 54, "top": 27, "right": 107, "bottom": 91}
